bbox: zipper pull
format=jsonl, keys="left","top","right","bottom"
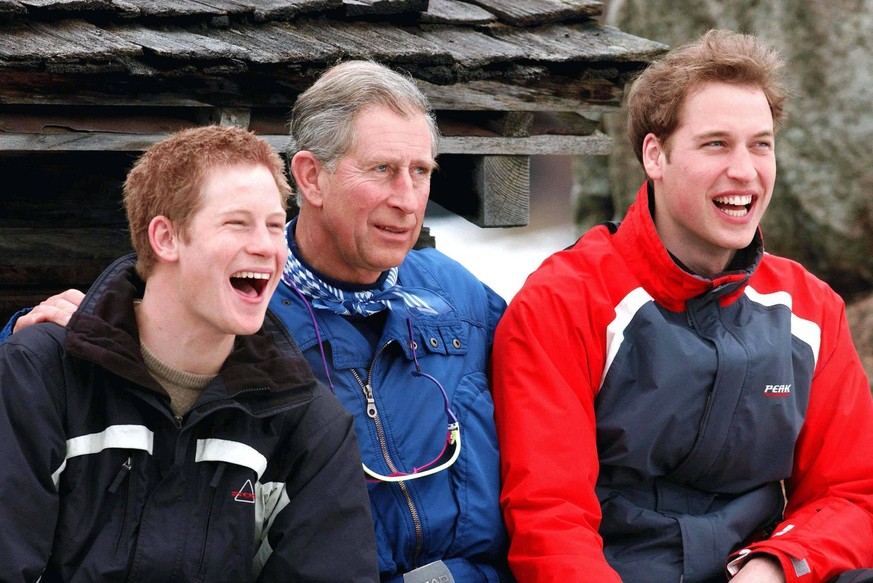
{"left": 364, "top": 384, "right": 378, "bottom": 419}
{"left": 108, "top": 457, "right": 132, "bottom": 493}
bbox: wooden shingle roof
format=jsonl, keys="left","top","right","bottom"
{"left": 0, "top": 1, "right": 665, "bottom": 320}
{"left": 0, "top": 0, "right": 665, "bottom": 225}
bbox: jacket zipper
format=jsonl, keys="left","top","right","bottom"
{"left": 198, "top": 463, "right": 225, "bottom": 577}
{"left": 350, "top": 342, "right": 425, "bottom": 568}
{"left": 109, "top": 456, "right": 133, "bottom": 555}
{"left": 685, "top": 299, "right": 718, "bottom": 440}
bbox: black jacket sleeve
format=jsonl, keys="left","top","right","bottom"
{"left": 256, "top": 389, "right": 379, "bottom": 583}
{"left": 0, "top": 326, "right": 68, "bottom": 581}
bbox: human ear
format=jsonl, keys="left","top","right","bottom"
{"left": 642, "top": 133, "right": 665, "bottom": 180}
{"left": 148, "top": 215, "right": 179, "bottom": 262}
{"left": 290, "top": 151, "right": 325, "bottom": 208}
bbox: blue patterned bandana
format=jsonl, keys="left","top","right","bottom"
{"left": 281, "top": 227, "right": 443, "bottom": 318}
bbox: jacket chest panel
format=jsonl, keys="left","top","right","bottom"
{"left": 596, "top": 297, "right": 812, "bottom": 490}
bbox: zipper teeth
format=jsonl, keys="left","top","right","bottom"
{"left": 198, "top": 486, "right": 219, "bottom": 576}
{"left": 351, "top": 342, "right": 425, "bottom": 566}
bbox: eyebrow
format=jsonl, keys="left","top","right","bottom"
{"left": 694, "top": 129, "right": 774, "bottom": 141}
{"left": 216, "top": 207, "right": 286, "bottom": 219}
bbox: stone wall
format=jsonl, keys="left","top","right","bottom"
{"left": 574, "top": 0, "right": 873, "bottom": 385}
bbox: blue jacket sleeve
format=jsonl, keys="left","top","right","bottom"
{"left": 0, "top": 307, "right": 32, "bottom": 343}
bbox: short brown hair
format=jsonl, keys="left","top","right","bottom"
{"left": 124, "top": 125, "right": 290, "bottom": 279}
{"left": 626, "top": 29, "right": 790, "bottom": 164}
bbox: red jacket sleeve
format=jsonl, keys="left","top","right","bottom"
{"left": 492, "top": 268, "right": 621, "bottom": 582}
{"left": 729, "top": 291, "right": 873, "bottom": 582}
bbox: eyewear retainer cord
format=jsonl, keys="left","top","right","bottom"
{"left": 290, "top": 282, "right": 460, "bottom": 482}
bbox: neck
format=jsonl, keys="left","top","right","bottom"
{"left": 674, "top": 250, "right": 735, "bottom": 279}
{"left": 136, "top": 285, "right": 234, "bottom": 375}
{"left": 292, "top": 210, "right": 381, "bottom": 285}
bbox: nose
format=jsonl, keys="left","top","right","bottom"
{"left": 247, "top": 224, "right": 281, "bottom": 257}
{"left": 726, "top": 147, "right": 757, "bottom": 182}
{"left": 389, "top": 170, "right": 420, "bottom": 213}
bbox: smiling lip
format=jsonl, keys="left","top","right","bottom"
{"left": 713, "top": 193, "right": 754, "bottom": 218}
{"left": 376, "top": 224, "right": 412, "bottom": 237}
{"left": 229, "top": 270, "right": 272, "bottom": 299}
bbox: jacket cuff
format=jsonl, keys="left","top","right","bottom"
{"left": 0, "top": 307, "right": 33, "bottom": 343}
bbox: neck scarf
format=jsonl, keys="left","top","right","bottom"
{"left": 281, "top": 224, "right": 443, "bottom": 318}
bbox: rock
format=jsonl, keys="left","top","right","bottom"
{"left": 572, "top": 0, "right": 873, "bottom": 386}
{"left": 847, "top": 292, "right": 873, "bottom": 389}
{"left": 585, "top": 0, "right": 873, "bottom": 298}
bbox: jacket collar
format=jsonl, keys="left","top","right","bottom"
{"left": 65, "top": 254, "right": 317, "bottom": 403}
{"left": 614, "top": 182, "right": 763, "bottom": 312}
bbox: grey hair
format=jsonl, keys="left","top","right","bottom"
{"left": 287, "top": 60, "right": 440, "bottom": 201}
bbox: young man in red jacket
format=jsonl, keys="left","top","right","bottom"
{"left": 492, "top": 29, "right": 873, "bottom": 583}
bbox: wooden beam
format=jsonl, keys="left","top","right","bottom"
{"left": 0, "top": 226, "right": 130, "bottom": 287}
{"left": 431, "top": 154, "right": 529, "bottom": 227}
{"left": 213, "top": 107, "right": 251, "bottom": 128}
{"left": 0, "top": 130, "right": 611, "bottom": 155}
{"left": 0, "top": 69, "right": 634, "bottom": 111}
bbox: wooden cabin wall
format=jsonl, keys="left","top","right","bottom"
{"left": 0, "top": 151, "right": 437, "bottom": 326}
{"left": 0, "top": 152, "right": 134, "bottom": 323}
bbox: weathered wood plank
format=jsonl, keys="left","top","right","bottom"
{"left": 0, "top": 130, "right": 611, "bottom": 155}
{"left": 485, "top": 112, "right": 533, "bottom": 138}
{"left": 115, "top": 0, "right": 232, "bottom": 18}
{"left": 420, "top": 0, "right": 495, "bottom": 25}
{"left": 0, "top": 133, "right": 169, "bottom": 151}
{"left": 343, "top": 0, "right": 427, "bottom": 17}
{"left": 478, "top": 155, "right": 529, "bottom": 226}
{"left": 415, "top": 26, "right": 527, "bottom": 67}
{"left": 419, "top": 76, "right": 629, "bottom": 112}
{"left": 0, "top": 62, "right": 641, "bottom": 110}
{"left": 0, "top": 19, "right": 140, "bottom": 64}
{"left": 293, "top": 18, "right": 452, "bottom": 63}
{"left": 0, "top": 109, "right": 200, "bottom": 135}
{"left": 107, "top": 24, "right": 251, "bottom": 61}
{"left": 492, "top": 22, "right": 668, "bottom": 64}
{"left": 0, "top": 69, "right": 300, "bottom": 105}
{"left": 245, "top": 0, "right": 344, "bottom": 21}
{"left": 203, "top": 22, "right": 342, "bottom": 64}
{"left": 464, "top": 0, "right": 601, "bottom": 26}
{"left": 18, "top": 0, "right": 124, "bottom": 11}
{"left": 183, "top": 0, "right": 341, "bottom": 21}
{"left": 533, "top": 111, "right": 600, "bottom": 136}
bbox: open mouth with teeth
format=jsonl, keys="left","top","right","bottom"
{"left": 713, "top": 194, "right": 753, "bottom": 218}
{"left": 230, "top": 271, "right": 271, "bottom": 298}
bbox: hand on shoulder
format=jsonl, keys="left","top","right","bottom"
{"left": 13, "top": 289, "right": 84, "bottom": 333}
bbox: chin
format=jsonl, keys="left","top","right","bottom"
{"left": 231, "top": 313, "right": 269, "bottom": 336}
{"left": 233, "top": 325, "right": 264, "bottom": 338}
